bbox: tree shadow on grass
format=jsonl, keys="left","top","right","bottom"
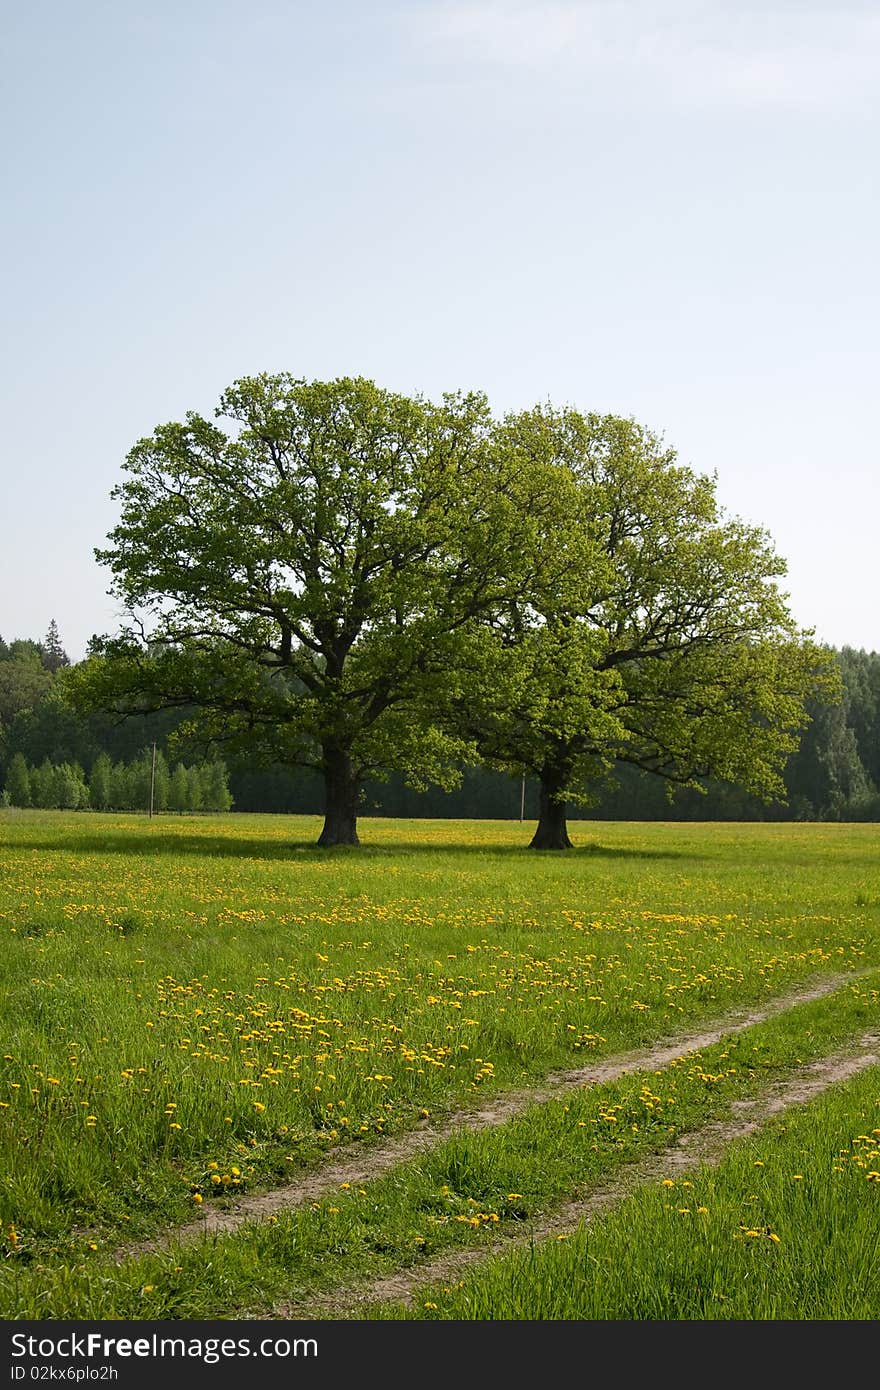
{"left": 3, "top": 828, "right": 691, "bottom": 863}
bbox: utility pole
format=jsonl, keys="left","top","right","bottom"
{"left": 149, "top": 741, "right": 157, "bottom": 818}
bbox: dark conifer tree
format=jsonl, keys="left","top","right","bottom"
{"left": 42, "top": 620, "right": 70, "bottom": 674}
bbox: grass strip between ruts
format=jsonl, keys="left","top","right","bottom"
{"left": 370, "top": 1062, "right": 880, "bottom": 1320}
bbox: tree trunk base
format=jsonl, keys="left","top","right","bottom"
{"left": 530, "top": 768, "right": 573, "bottom": 849}
{"left": 529, "top": 823, "right": 573, "bottom": 850}
{"left": 317, "top": 815, "right": 360, "bottom": 847}
{"left": 318, "top": 744, "right": 361, "bottom": 847}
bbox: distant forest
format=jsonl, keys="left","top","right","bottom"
{"left": 1, "top": 622, "right": 879, "bottom": 822}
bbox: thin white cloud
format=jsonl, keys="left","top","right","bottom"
{"left": 404, "top": 1, "right": 880, "bottom": 111}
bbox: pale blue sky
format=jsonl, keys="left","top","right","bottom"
{"left": 2, "top": 1, "right": 878, "bottom": 659}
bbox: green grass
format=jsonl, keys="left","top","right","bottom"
{"left": 1, "top": 970, "right": 876, "bottom": 1318}
{"left": 374, "top": 1064, "right": 880, "bottom": 1320}
{"left": 2, "top": 811, "right": 879, "bottom": 1318}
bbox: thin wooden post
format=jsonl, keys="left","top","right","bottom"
{"left": 149, "top": 741, "right": 157, "bottom": 818}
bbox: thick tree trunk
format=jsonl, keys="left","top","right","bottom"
{"left": 317, "top": 744, "right": 361, "bottom": 846}
{"left": 529, "top": 764, "right": 573, "bottom": 849}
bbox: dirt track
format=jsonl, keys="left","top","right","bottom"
{"left": 117, "top": 970, "right": 860, "bottom": 1262}
{"left": 276, "top": 1029, "right": 879, "bottom": 1318}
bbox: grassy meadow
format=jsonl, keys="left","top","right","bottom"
{"left": 1, "top": 810, "right": 879, "bottom": 1318}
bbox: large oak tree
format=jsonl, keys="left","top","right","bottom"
{"left": 69, "top": 375, "right": 563, "bottom": 844}
{"left": 449, "top": 407, "right": 838, "bottom": 847}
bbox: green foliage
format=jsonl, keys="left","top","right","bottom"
{"left": 452, "top": 408, "right": 839, "bottom": 837}
{"left": 42, "top": 619, "right": 69, "bottom": 674}
{"left": 1, "top": 626, "right": 878, "bottom": 823}
{"left": 169, "top": 762, "right": 189, "bottom": 812}
{"left": 110, "top": 759, "right": 131, "bottom": 810}
{"left": 89, "top": 753, "right": 111, "bottom": 810}
{"left": 202, "top": 759, "right": 233, "bottom": 811}
{"left": 838, "top": 647, "right": 880, "bottom": 787}
{"left": 0, "top": 648, "right": 53, "bottom": 726}
{"left": 186, "top": 763, "right": 203, "bottom": 812}
{"left": 5, "top": 638, "right": 44, "bottom": 664}
{"left": 153, "top": 750, "right": 170, "bottom": 812}
{"left": 5, "top": 752, "right": 30, "bottom": 807}
{"left": 51, "top": 762, "right": 88, "bottom": 810}
{"left": 67, "top": 374, "right": 568, "bottom": 842}
{"left": 2, "top": 387, "right": 879, "bottom": 832}
{"left": 29, "top": 757, "right": 56, "bottom": 809}
{"left": 0, "top": 752, "right": 230, "bottom": 813}
{"left": 128, "top": 751, "right": 153, "bottom": 811}
{"left": 784, "top": 648, "right": 880, "bottom": 821}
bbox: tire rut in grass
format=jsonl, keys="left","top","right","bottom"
{"left": 117, "top": 970, "right": 859, "bottom": 1262}
{"left": 277, "top": 1029, "right": 880, "bottom": 1318}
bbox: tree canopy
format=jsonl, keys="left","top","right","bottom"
{"left": 450, "top": 408, "right": 838, "bottom": 846}
{"left": 68, "top": 375, "right": 563, "bottom": 844}
{"left": 64, "top": 377, "right": 838, "bottom": 847}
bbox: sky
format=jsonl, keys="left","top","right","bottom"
{"left": 2, "top": 0, "right": 878, "bottom": 660}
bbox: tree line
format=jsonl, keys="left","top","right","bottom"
{"left": 2, "top": 747, "right": 232, "bottom": 813}
{"left": 0, "top": 620, "right": 878, "bottom": 825}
